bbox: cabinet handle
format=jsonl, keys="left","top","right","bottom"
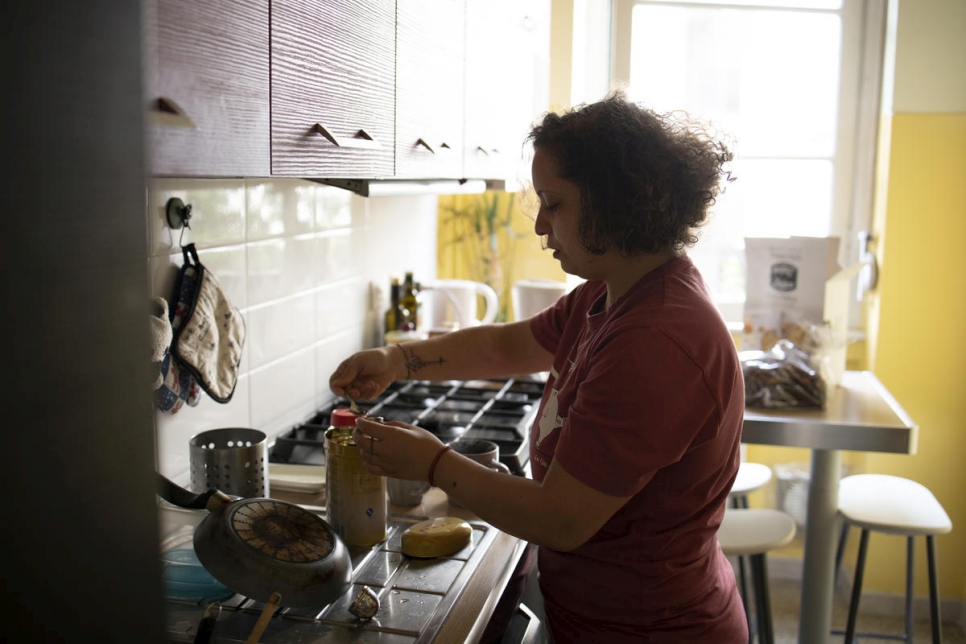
{"left": 415, "top": 140, "right": 453, "bottom": 154}
{"left": 149, "top": 97, "right": 196, "bottom": 129}
{"left": 314, "top": 124, "right": 382, "bottom": 150}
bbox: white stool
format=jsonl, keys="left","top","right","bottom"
{"left": 730, "top": 462, "right": 773, "bottom": 508}
{"left": 718, "top": 508, "right": 797, "bottom": 644}
{"left": 834, "top": 474, "right": 952, "bottom": 643}
{"left": 728, "top": 462, "right": 774, "bottom": 637}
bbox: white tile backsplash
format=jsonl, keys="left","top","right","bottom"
{"left": 246, "top": 292, "right": 315, "bottom": 369}
{"left": 148, "top": 179, "right": 439, "bottom": 478}
{"left": 247, "top": 236, "right": 319, "bottom": 305}
{"left": 147, "top": 178, "right": 247, "bottom": 254}
{"left": 248, "top": 346, "right": 318, "bottom": 430}
{"left": 245, "top": 179, "right": 318, "bottom": 241}
{"left": 315, "top": 278, "right": 368, "bottom": 338}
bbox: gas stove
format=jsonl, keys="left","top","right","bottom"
{"left": 269, "top": 377, "right": 545, "bottom": 476}
{"left": 160, "top": 376, "right": 546, "bottom": 642}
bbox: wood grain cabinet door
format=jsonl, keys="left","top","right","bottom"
{"left": 271, "top": 0, "right": 395, "bottom": 178}
{"left": 143, "top": 0, "right": 270, "bottom": 177}
{"left": 395, "top": 0, "right": 466, "bottom": 179}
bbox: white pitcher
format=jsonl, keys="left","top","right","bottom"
{"left": 421, "top": 279, "right": 499, "bottom": 330}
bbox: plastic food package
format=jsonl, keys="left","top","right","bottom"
{"left": 741, "top": 339, "right": 828, "bottom": 410}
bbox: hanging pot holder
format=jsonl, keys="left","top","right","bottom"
{"left": 170, "top": 244, "right": 246, "bottom": 403}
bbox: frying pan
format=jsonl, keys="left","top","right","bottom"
{"left": 157, "top": 474, "right": 352, "bottom": 609}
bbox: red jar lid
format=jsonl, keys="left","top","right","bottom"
{"left": 331, "top": 407, "right": 361, "bottom": 427}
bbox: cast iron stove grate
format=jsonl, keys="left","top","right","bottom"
{"left": 270, "top": 377, "right": 544, "bottom": 475}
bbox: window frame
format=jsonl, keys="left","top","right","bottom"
{"left": 604, "top": 0, "right": 889, "bottom": 326}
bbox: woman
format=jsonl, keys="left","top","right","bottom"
{"left": 329, "top": 92, "right": 746, "bottom": 642}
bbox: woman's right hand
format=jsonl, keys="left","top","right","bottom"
{"left": 329, "top": 345, "right": 403, "bottom": 401}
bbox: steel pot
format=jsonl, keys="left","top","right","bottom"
{"left": 157, "top": 473, "right": 352, "bottom": 609}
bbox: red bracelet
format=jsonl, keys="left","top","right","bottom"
{"left": 427, "top": 445, "right": 452, "bottom": 487}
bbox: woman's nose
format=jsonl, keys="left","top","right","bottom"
{"left": 533, "top": 209, "right": 550, "bottom": 236}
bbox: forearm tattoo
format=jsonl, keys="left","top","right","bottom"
{"left": 395, "top": 343, "right": 444, "bottom": 380}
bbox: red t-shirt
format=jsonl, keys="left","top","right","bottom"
{"left": 528, "top": 257, "right": 747, "bottom": 642}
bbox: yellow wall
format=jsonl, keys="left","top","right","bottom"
{"left": 437, "top": 192, "right": 566, "bottom": 321}
{"left": 862, "top": 113, "right": 966, "bottom": 598}
{"left": 859, "top": 0, "right": 966, "bottom": 602}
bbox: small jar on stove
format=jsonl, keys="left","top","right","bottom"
{"left": 324, "top": 408, "right": 387, "bottom": 547}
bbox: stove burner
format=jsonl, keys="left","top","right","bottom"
{"left": 270, "top": 377, "right": 545, "bottom": 475}
{"left": 229, "top": 500, "right": 336, "bottom": 563}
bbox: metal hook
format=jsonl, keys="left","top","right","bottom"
{"left": 166, "top": 197, "right": 193, "bottom": 247}
{"left": 857, "top": 230, "right": 879, "bottom": 300}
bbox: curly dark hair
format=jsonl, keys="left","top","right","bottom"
{"left": 526, "top": 91, "right": 734, "bottom": 255}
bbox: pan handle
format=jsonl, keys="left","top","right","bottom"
{"left": 157, "top": 473, "right": 221, "bottom": 510}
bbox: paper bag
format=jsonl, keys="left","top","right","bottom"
{"left": 742, "top": 236, "right": 855, "bottom": 393}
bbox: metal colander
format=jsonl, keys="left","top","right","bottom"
{"left": 189, "top": 428, "right": 268, "bottom": 498}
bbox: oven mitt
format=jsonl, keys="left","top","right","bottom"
{"left": 150, "top": 297, "right": 173, "bottom": 390}
{"left": 169, "top": 243, "right": 246, "bottom": 404}
{"left": 156, "top": 352, "right": 202, "bottom": 413}
{"left": 152, "top": 296, "right": 202, "bottom": 413}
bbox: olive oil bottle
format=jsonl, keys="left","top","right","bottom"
{"left": 400, "top": 272, "right": 419, "bottom": 330}
{"left": 384, "top": 278, "right": 410, "bottom": 333}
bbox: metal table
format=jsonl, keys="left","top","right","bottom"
{"left": 741, "top": 371, "right": 918, "bottom": 644}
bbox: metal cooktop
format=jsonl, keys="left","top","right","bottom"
{"left": 270, "top": 377, "right": 545, "bottom": 475}
{"left": 160, "top": 504, "right": 499, "bottom": 643}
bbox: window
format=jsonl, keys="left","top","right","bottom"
{"left": 584, "top": 0, "right": 888, "bottom": 325}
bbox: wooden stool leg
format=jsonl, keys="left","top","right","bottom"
{"left": 844, "top": 529, "right": 870, "bottom": 644}
{"left": 904, "top": 536, "right": 914, "bottom": 642}
{"left": 750, "top": 553, "right": 774, "bottom": 644}
{"left": 926, "top": 535, "right": 943, "bottom": 644}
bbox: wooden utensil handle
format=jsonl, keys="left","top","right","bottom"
{"left": 246, "top": 592, "right": 281, "bottom": 644}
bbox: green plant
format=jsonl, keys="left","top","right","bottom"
{"left": 438, "top": 192, "right": 525, "bottom": 323}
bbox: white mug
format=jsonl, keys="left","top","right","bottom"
{"left": 448, "top": 440, "right": 510, "bottom": 507}
{"left": 512, "top": 279, "right": 568, "bottom": 320}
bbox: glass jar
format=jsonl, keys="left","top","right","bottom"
{"left": 324, "top": 408, "right": 387, "bottom": 547}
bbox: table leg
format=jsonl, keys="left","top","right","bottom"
{"left": 798, "top": 449, "right": 842, "bottom": 644}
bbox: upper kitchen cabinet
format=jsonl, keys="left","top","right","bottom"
{"left": 271, "top": 0, "right": 396, "bottom": 178}
{"left": 143, "top": 0, "right": 270, "bottom": 177}
{"left": 395, "top": 0, "right": 466, "bottom": 179}
{"left": 464, "top": 0, "right": 551, "bottom": 184}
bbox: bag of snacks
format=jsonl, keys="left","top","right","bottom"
{"left": 741, "top": 338, "right": 827, "bottom": 410}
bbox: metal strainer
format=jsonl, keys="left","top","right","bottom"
{"left": 190, "top": 428, "right": 268, "bottom": 498}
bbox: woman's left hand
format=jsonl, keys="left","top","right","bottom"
{"left": 353, "top": 417, "right": 445, "bottom": 481}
